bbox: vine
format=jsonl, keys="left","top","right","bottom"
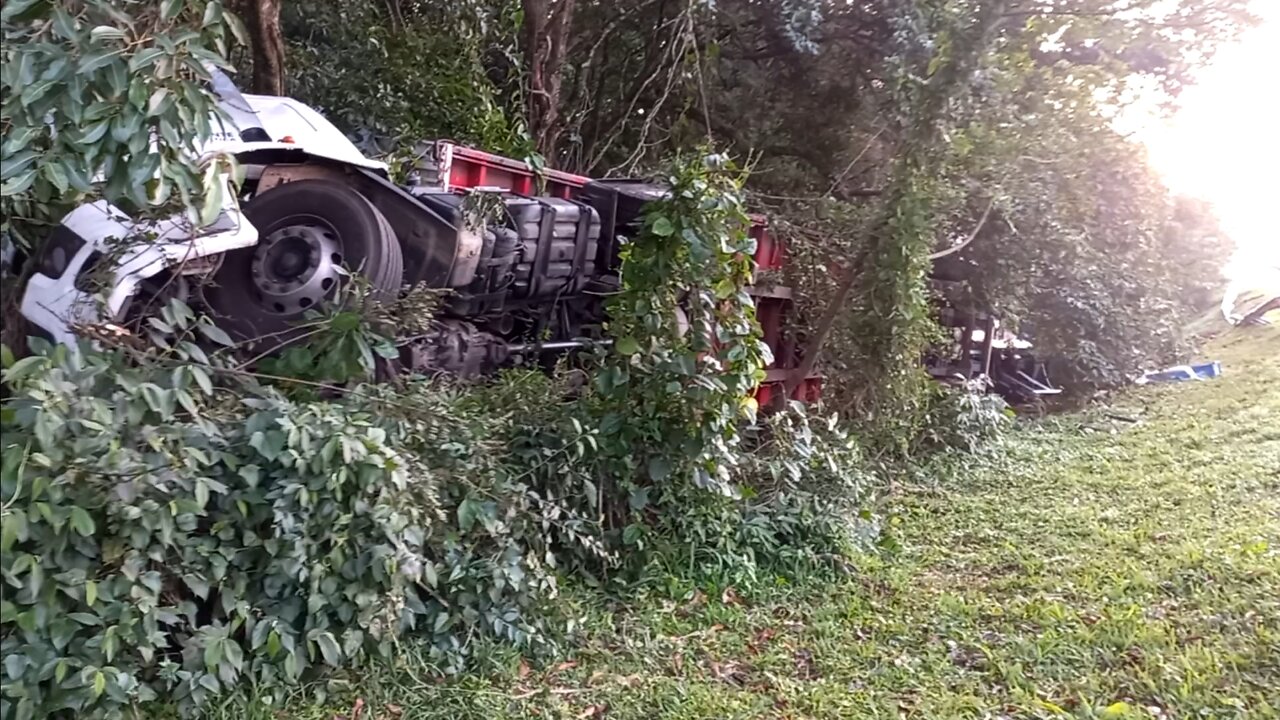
{"left": 592, "top": 151, "right": 768, "bottom": 529}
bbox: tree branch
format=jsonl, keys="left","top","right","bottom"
{"left": 927, "top": 196, "right": 996, "bottom": 261}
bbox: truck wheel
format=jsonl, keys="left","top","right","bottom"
{"left": 203, "top": 179, "right": 403, "bottom": 344}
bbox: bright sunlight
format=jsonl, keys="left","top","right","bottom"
{"left": 1139, "top": 1, "right": 1280, "bottom": 281}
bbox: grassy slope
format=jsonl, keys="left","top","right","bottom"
{"left": 207, "top": 329, "right": 1280, "bottom": 720}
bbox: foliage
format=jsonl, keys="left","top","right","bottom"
{"left": 640, "top": 407, "right": 880, "bottom": 591}
{"left": 278, "top": 0, "right": 528, "bottom": 157}
{"left": 0, "top": 306, "right": 600, "bottom": 718}
{"left": 251, "top": 277, "right": 413, "bottom": 387}
{"left": 596, "top": 152, "right": 767, "bottom": 501}
{"left": 579, "top": 152, "right": 885, "bottom": 591}
{"left": 727, "top": 0, "right": 1253, "bottom": 405}
{"left": 915, "top": 383, "right": 1013, "bottom": 456}
{"left": 0, "top": 0, "right": 244, "bottom": 248}
{"left": 798, "top": 0, "right": 1009, "bottom": 454}
{"left": 210, "top": 329, "right": 1280, "bottom": 720}
{"left": 933, "top": 49, "right": 1237, "bottom": 390}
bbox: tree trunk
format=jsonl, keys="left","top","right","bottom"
{"left": 237, "top": 0, "right": 286, "bottom": 96}
{"left": 522, "top": 0, "right": 577, "bottom": 160}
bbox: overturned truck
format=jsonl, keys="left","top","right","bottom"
{"left": 20, "top": 72, "right": 822, "bottom": 403}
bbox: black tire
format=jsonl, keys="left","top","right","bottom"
{"left": 203, "top": 179, "right": 403, "bottom": 345}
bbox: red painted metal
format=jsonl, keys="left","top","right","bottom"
{"left": 755, "top": 371, "right": 823, "bottom": 409}
{"left": 436, "top": 141, "right": 589, "bottom": 199}
{"left": 749, "top": 215, "right": 784, "bottom": 272}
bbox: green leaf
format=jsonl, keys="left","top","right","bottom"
{"left": 2, "top": 149, "right": 39, "bottom": 177}
{"left": 3, "top": 652, "right": 26, "bottom": 680}
{"left": 175, "top": 388, "right": 200, "bottom": 417}
{"left": 199, "top": 673, "right": 220, "bottom": 692}
{"left": 89, "top": 25, "right": 126, "bottom": 43}
{"left": 85, "top": 580, "right": 98, "bottom": 607}
{"left": 20, "top": 78, "right": 55, "bottom": 105}
{"left": 615, "top": 336, "right": 640, "bottom": 355}
{"left": 161, "top": 0, "right": 186, "bottom": 21}
{"left": 184, "top": 573, "right": 210, "bottom": 599}
{"left": 69, "top": 507, "right": 96, "bottom": 536}
{"left": 79, "top": 120, "right": 111, "bottom": 145}
{"left": 204, "top": 637, "right": 222, "bottom": 670}
{"left": 646, "top": 457, "right": 671, "bottom": 482}
{"left": 341, "top": 629, "right": 363, "bottom": 659}
{"left": 199, "top": 177, "right": 225, "bottom": 226}
{"left": 223, "top": 639, "right": 244, "bottom": 671}
{"left": 331, "top": 312, "right": 361, "bottom": 332}
{"left": 129, "top": 47, "right": 166, "bottom": 72}
{"left": 198, "top": 321, "right": 234, "bottom": 346}
{"left": 42, "top": 162, "right": 70, "bottom": 193}
{"left": 79, "top": 50, "right": 124, "bottom": 74}
{"left": 92, "top": 670, "right": 106, "bottom": 698}
{"left": 0, "top": 511, "right": 24, "bottom": 552}
{"left": 650, "top": 216, "right": 675, "bottom": 237}
{"left": 202, "top": 1, "right": 223, "bottom": 27}
{"left": 102, "top": 629, "right": 117, "bottom": 662}
{"left": 2, "top": 127, "right": 40, "bottom": 156}
{"left": 222, "top": 10, "right": 248, "bottom": 46}
{"left": 148, "top": 88, "right": 171, "bottom": 116}
{"left": 628, "top": 486, "right": 651, "bottom": 511}
{"left": 266, "top": 630, "right": 282, "bottom": 658}
{"left": 313, "top": 631, "right": 341, "bottom": 667}
{"left": 0, "top": 170, "right": 38, "bottom": 196}
{"left": 1, "top": 0, "right": 47, "bottom": 24}
{"left": 622, "top": 523, "right": 644, "bottom": 545}
{"left": 457, "top": 498, "right": 480, "bottom": 533}
{"left": 4, "top": 356, "right": 48, "bottom": 383}
{"left": 283, "top": 648, "right": 300, "bottom": 679}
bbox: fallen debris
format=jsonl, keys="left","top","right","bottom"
{"left": 1136, "top": 361, "right": 1222, "bottom": 385}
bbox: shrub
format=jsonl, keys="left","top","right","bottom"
{"left": 0, "top": 315, "right": 598, "bottom": 718}
{"left": 638, "top": 407, "right": 880, "bottom": 591}
{"left": 915, "top": 382, "right": 1013, "bottom": 455}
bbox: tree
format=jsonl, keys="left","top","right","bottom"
{"left": 762, "top": 0, "right": 1254, "bottom": 401}
{"left": 232, "top": 0, "right": 285, "bottom": 95}
{"left": 939, "top": 103, "right": 1234, "bottom": 387}
{"left": 521, "top": 0, "right": 577, "bottom": 158}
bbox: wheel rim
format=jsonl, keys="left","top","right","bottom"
{"left": 248, "top": 219, "right": 343, "bottom": 314}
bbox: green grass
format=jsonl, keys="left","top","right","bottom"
{"left": 199, "top": 329, "right": 1280, "bottom": 720}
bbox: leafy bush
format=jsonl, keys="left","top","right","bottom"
{"left": 578, "top": 154, "right": 884, "bottom": 592}
{"left": 639, "top": 407, "right": 880, "bottom": 591}
{"left": 0, "top": 311, "right": 598, "bottom": 718}
{"left": 281, "top": 1, "right": 528, "bottom": 156}
{"left": 916, "top": 382, "right": 1013, "bottom": 455}
{"left": 1, "top": 0, "right": 243, "bottom": 247}
{"left": 593, "top": 152, "right": 767, "bottom": 502}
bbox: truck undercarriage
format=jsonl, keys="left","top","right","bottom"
{"left": 28, "top": 72, "right": 1047, "bottom": 406}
